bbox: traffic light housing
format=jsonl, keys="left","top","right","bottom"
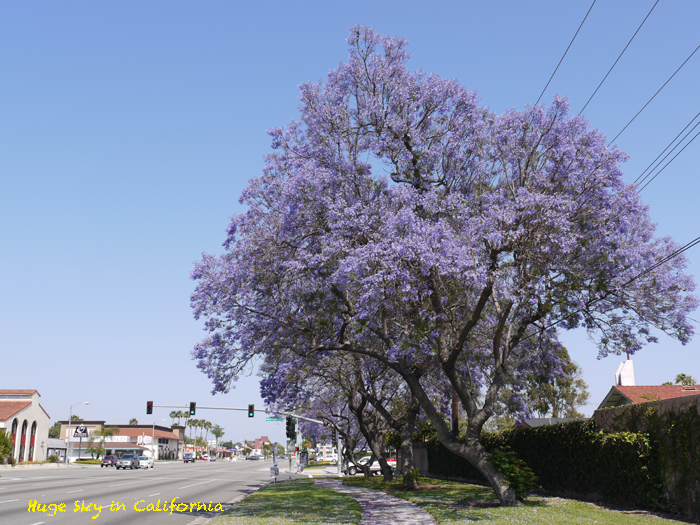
{"left": 146, "top": 401, "right": 153, "bottom": 415}
{"left": 286, "top": 416, "right": 296, "bottom": 441}
{"left": 189, "top": 401, "right": 196, "bottom": 416}
{"left": 331, "top": 429, "right": 337, "bottom": 442}
{"left": 248, "top": 404, "right": 254, "bottom": 417}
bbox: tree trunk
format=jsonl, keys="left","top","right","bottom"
{"left": 401, "top": 370, "right": 520, "bottom": 505}
{"left": 400, "top": 397, "right": 420, "bottom": 490}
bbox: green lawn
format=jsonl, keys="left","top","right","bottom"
{"left": 211, "top": 479, "right": 361, "bottom": 525}
{"left": 342, "top": 477, "right": 688, "bottom": 525}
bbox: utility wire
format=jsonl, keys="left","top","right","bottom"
{"left": 536, "top": 0, "right": 597, "bottom": 105}
{"left": 611, "top": 43, "right": 700, "bottom": 143}
{"left": 579, "top": 0, "right": 660, "bottom": 115}
{"left": 638, "top": 127, "right": 700, "bottom": 192}
{"left": 523, "top": 235, "right": 700, "bottom": 342}
{"left": 633, "top": 110, "right": 700, "bottom": 185}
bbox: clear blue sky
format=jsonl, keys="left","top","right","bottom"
{"left": 2, "top": 1, "right": 698, "bottom": 442}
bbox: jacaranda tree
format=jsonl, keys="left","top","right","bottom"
{"left": 191, "top": 26, "right": 697, "bottom": 505}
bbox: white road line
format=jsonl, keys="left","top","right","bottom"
{"left": 108, "top": 480, "right": 151, "bottom": 487}
{"left": 149, "top": 493, "right": 160, "bottom": 497}
{"left": 29, "top": 522, "right": 46, "bottom": 525}
{"left": 0, "top": 499, "right": 20, "bottom": 503}
{"left": 179, "top": 480, "right": 212, "bottom": 489}
{"left": 66, "top": 490, "right": 84, "bottom": 493}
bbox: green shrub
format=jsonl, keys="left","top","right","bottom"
{"left": 427, "top": 420, "right": 668, "bottom": 510}
{"left": 489, "top": 448, "right": 540, "bottom": 499}
{"left": 47, "top": 454, "right": 60, "bottom": 463}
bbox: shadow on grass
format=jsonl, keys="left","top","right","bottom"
{"left": 222, "top": 479, "right": 361, "bottom": 524}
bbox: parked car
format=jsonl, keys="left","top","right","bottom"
{"left": 116, "top": 453, "right": 140, "bottom": 470}
{"left": 183, "top": 453, "right": 195, "bottom": 463}
{"left": 343, "top": 456, "right": 396, "bottom": 476}
{"left": 101, "top": 455, "right": 117, "bottom": 468}
{"left": 138, "top": 456, "right": 154, "bottom": 469}
{"left": 199, "top": 454, "right": 209, "bottom": 461}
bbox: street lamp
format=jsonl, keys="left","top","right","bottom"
{"left": 65, "top": 401, "right": 89, "bottom": 464}
{"left": 152, "top": 419, "right": 166, "bottom": 461}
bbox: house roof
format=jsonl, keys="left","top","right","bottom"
{"left": 0, "top": 401, "right": 32, "bottom": 421}
{"left": 517, "top": 417, "right": 588, "bottom": 428}
{"left": 109, "top": 427, "right": 182, "bottom": 441}
{"left": 0, "top": 389, "right": 39, "bottom": 396}
{"left": 47, "top": 438, "right": 67, "bottom": 449}
{"left": 598, "top": 385, "right": 700, "bottom": 409}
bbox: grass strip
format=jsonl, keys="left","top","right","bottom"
{"left": 212, "top": 479, "right": 360, "bottom": 525}
{"left": 343, "top": 477, "right": 688, "bottom": 524}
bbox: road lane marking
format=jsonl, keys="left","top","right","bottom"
{"left": 66, "top": 490, "right": 83, "bottom": 493}
{"left": 29, "top": 522, "right": 46, "bottom": 525}
{"left": 149, "top": 493, "right": 160, "bottom": 497}
{"left": 108, "top": 480, "right": 151, "bottom": 487}
{"left": 0, "top": 499, "right": 20, "bottom": 503}
{"left": 179, "top": 481, "right": 211, "bottom": 489}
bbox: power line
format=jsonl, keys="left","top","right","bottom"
{"left": 579, "top": 0, "right": 660, "bottom": 115}
{"left": 638, "top": 127, "right": 700, "bottom": 192}
{"left": 523, "top": 234, "right": 700, "bottom": 342}
{"left": 536, "top": 0, "right": 597, "bottom": 105}
{"left": 633, "top": 110, "right": 700, "bottom": 185}
{"left": 611, "top": 43, "right": 700, "bottom": 143}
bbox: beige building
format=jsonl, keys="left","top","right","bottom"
{"left": 0, "top": 389, "right": 51, "bottom": 463}
{"left": 57, "top": 421, "right": 185, "bottom": 462}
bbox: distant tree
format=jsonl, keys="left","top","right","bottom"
{"left": 70, "top": 415, "right": 83, "bottom": 422}
{"left": 48, "top": 421, "right": 61, "bottom": 439}
{"left": 662, "top": 381, "right": 673, "bottom": 386}
{"left": 675, "top": 373, "right": 697, "bottom": 385}
{"left": 528, "top": 347, "right": 590, "bottom": 418}
{"left": 211, "top": 424, "right": 224, "bottom": 456}
{"left": 129, "top": 418, "right": 138, "bottom": 425}
{"left": 221, "top": 441, "right": 233, "bottom": 449}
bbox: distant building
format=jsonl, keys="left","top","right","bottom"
{"left": 0, "top": 389, "right": 50, "bottom": 462}
{"left": 598, "top": 384, "right": 700, "bottom": 409}
{"left": 57, "top": 421, "right": 185, "bottom": 462}
{"left": 514, "top": 417, "right": 588, "bottom": 429}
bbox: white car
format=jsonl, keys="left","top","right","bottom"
{"left": 344, "top": 456, "right": 396, "bottom": 476}
{"left": 138, "top": 456, "right": 154, "bottom": 469}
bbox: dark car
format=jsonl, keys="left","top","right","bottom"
{"left": 101, "top": 455, "right": 117, "bottom": 468}
{"left": 116, "top": 453, "right": 140, "bottom": 470}
{"left": 183, "top": 453, "right": 195, "bottom": 464}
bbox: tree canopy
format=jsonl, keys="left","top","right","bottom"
{"left": 191, "top": 26, "right": 697, "bottom": 505}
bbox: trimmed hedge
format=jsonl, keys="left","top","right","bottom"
{"left": 427, "top": 420, "right": 669, "bottom": 510}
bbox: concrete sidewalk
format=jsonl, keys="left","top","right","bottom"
{"left": 315, "top": 478, "right": 438, "bottom": 525}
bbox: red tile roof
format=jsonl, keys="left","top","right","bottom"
{"left": 614, "top": 385, "right": 700, "bottom": 403}
{"left": 0, "top": 401, "right": 32, "bottom": 421}
{"left": 0, "top": 390, "right": 39, "bottom": 396}
{"left": 112, "top": 427, "right": 182, "bottom": 441}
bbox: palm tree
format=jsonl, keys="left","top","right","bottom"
{"left": 169, "top": 411, "right": 178, "bottom": 425}
{"left": 187, "top": 418, "right": 196, "bottom": 441}
{"left": 129, "top": 418, "right": 138, "bottom": 426}
{"left": 675, "top": 373, "right": 697, "bottom": 385}
{"left": 211, "top": 424, "right": 225, "bottom": 458}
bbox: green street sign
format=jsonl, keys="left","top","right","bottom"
{"left": 266, "top": 417, "right": 284, "bottom": 422}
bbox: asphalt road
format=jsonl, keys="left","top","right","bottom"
{"left": 0, "top": 459, "right": 291, "bottom": 525}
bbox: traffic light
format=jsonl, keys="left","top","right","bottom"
{"left": 331, "top": 429, "right": 337, "bottom": 442}
{"left": 146, "top": 401, "right": 153, "bottom": 415}
{"left": 189, "top": 401, "right": 196, "bottom": 416}
{"left": 286, "top": 416, "right": 296, "bottom": 442}
{"left": 248, "top": 404, "right": 255, "bottom": 417}
{"left": 295, "top": 446, "right": 299, "bottom": 453}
